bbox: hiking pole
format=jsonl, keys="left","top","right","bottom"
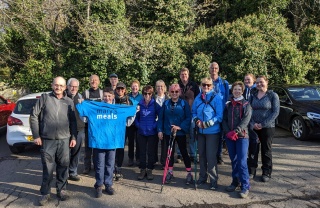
{"left": 160, "top": 131, "right": 176, "bottom": 193}
{"left": 194, "top": 126, "right": 199, "bottom": 190}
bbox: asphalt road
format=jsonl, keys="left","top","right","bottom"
{"left": 0, "top": 128, "right": 320, "bottom": 208}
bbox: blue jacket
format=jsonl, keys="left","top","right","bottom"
{"left": 192, "top": 90, "right": 223, "bottom": 134}
{"left": 129, "top": 92, "right": 143, "bottom": 106}
{"left": 135, "top": 98, "right": 161, "bottom": 136}
{"left": 213, "top": 76, "right": 229, "bottom": 106}
{"left": 157, "top": 98, "right": 191, "bottom": 136}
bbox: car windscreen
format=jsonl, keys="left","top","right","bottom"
{"left": 288, "top": 87, "right": 320, "bottom": 101}
{"left": 14, "top": 99, "right": 38, "bottom": 114}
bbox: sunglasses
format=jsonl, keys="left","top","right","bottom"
{"left": 202, "top": 83, "right": 212, "bottom": 87}
{"left": 143, "top": 92, "right": 152, "bottom": 96}
{"left": 170, "top": 91, "right": 179, "bottom": 94}
{"left": 116, "top": 87, "right": 125, "bottom": 90}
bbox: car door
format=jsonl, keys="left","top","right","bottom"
{"left": 272, "top": 87, "right": 293, "bottom": 129}
{"left": 0, "top": 96, "right": 9, "bottom": 127}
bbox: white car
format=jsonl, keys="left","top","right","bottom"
{"left": 6, "top": 92, "right": 47, "bottom": 153}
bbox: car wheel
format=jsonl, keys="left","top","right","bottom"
{"left": 9, "top": 146, "right": 25, "bottom": 154}
{"left": 291, "top": 117, "right": 309, "bottom": 141}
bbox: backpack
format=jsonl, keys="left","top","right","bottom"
{"left": 196, "top": 94, "right": 216, "bottom": 114}
{"left": 84, "top": 89, "right": 103, "bottom": 100}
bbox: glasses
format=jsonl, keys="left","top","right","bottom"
{"left": 143, "top": 92, "right": 152, "bottom": 96}
{"left": 69, "top": 85, "right": 78, "bottom": 89}
{"left": 170, "top": 91, "right": 179, "bottom": 94}
{"left": 116, "top": 87, "right": 125, "bottom": 90}
{"left": 202, "top": 83, "right": 212, "bottom": 87}
{"left": 54, "top": 84, "right": 65, "bottom": 88}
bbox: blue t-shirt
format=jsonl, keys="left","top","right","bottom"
{"left": 76, "top": 100, "right": 136, "bottom": 149}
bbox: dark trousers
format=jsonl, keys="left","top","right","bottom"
{"left": 138, "top": 134, "right": 158, "bottom": 169}
{"left": 69, "top": 129, "right": 85, "bottom": 176}
{"left": 164, "top": 134, "right": 191, "bottom": 169}
{"left": 127, "top": 125, "right": 139, "bottom": 160}
{"left": 115, "top": 128, "right": 128, "bottom": 167}
{"left": 93, "top": 148, "right": 115, "bottom": 188}
{"left": 160, "top": 138, "right": 167, "bottom": 165}
{"left": 40, "top": 138, "right": 70, "bottom": 195}
{"left": 84, "top": 125, "right": 93, "bottom": 169}
{"left": 247, "top": 127, "right": 275, "bottom": 176}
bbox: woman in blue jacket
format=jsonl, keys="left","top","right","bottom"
{"left": 157, "top": 83, "right": 193, "bottom": 185}
{"left": 135, "top": 85, "right": 161, "bottom": 180}
{"left": 192, "top": 77, "right": 223, "bottom": 190}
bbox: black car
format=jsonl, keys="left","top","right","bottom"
{"left": 269, "top": 85, "right": 320, "bottom": 140}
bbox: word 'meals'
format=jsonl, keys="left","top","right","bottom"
{"left": 96, "top": 109, "right": 118, "bottom": 120}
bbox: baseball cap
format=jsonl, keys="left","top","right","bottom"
{"left": 109, "top": 73, "right": 118, "bottom": 78}
{"left": 116, "top": 82, "right": 126, "bottom": 88}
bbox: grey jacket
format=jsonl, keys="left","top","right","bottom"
{"left": 30, "top": 91, "right": 77, "bottom": 140}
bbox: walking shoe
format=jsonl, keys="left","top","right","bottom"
{"left": 165, "top": 172, "right": 174, "bottom": 184}
{"left": 57, "top": 190, "right": 69, "bottom": 201}
{"left": 239, "top": 189, "right": 249, "bottom": 198}
{"left": 261, "top": 174, "right": 270, "bottom": 182}
{"left": 175, "top": 155, "right": 182, "bottom": 163}
{"left": 115, "top": 168, "right": 123, "bottom": 181}
{"left": 196, "top": 179, "right": 207, "bottom": 186}
{"left": 68, "top": 175, "right": 80, "bottom": 181}
{"left": 95, "top": 186, "right": 103, "bottom": 198}
{"left": 138, "top": 169, "right": 146, "bottom": 180}
{"left": 249, "top": 168, "right": 256, "bottom": 179}
{"left": 209, "top": 181, "right": 218, "bottom": 190}
{"left": 128, "top": 158, "right": 134, "bottom": 167}
{"left": 82, "top": 168, "right": 91, "bottom": 174}
{"left": 217, "top": 156, "right": 224, "bottom": 165}
{"left": 226, "top": 178, "right": 239, "bottom": 192}
{"left": 185, "top": 173, "right": 193, "bottom": 185}
{"left": 146, "top": 169, "right": 154, "bottom": 180}
{"left": 38, "top": 194, "right": 50, "bottom": 206}
{"left": 105, "top": 186, "right": 115, "bottom": 195}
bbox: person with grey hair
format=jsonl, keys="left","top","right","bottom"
{"left": 66, "top": 78, "right": 85, "bottom": 181}
{"left": 30, "top": 76, "right": 77, "bottom": 206}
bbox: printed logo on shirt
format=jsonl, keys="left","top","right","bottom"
{"left": 96, "top": 109, "right": 118, "bottom": 120}
{"left": 142, "top": 109, "right": 151, "bottom": 117}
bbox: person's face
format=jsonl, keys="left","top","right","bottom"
{"left": 209, "top": 64, "right": 219, "bottom": 78}
{"left": 89, "top": 75, "right": 100, "bottom": 90}
{"left": 169, "top": 88, "right": 180, "bottom": 99}
{"left": 143, "top": 91, "right": 152, "bottom": 103}
{"left": 156, "top": 82, "right": 165, "bottom": 95}
{"left": 180, "top": 71, "right": 189, "bottom": 83}
{"left": 52, "top": 77, "right": 66, "bottom": 96}
{"left": 131, "top": 83, "right": 139, "bottom": 94}
{"left": 103, "top": 92, "right": 115, "bottom": 104}
{"left": 201, "top": 82, "right": 213, "bottom": 93}
{"left": 116, "top": 87, "right": 126, "bottom": 97}
{"left": 232, "top": 85, "right": 243, "bottom": 98}
{"left": 109, "top": 77, "right": 118, "bottom": 86}
{"left": 256, "top": 77, "right": 268, "bottom": 91}
{"left": 244, "top": 75, "right": 254, "bottom": 87}
{"left": 67, "top": 80, "right": 79, "bottom": 96}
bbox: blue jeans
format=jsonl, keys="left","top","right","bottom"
{"left": 69, "top": 129, "right": 85, "bottom": 176}
{"left": 225, "top": 137, "right": 250, "bottom": 191}
{"left": 138, "top": 134, "right": 158, "bottom": 169}
{"left": 93, "top": 148, "right": 116, "bottom": 188}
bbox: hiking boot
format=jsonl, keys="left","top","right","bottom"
{"left": 175, "top": 155, "right": 182, "bottom": 163}
{"left": 165, "top": 172, "right": 173, "bottom": 184}
{"left": 210, "top": 181, "right": 218, "bottom": 190}
{"left": 105, "top": 186, "right": 115, "bottom": 195}
{"left": 249, "top": 168, "right": 256, "bottom": 179}
{"left": 68, "top": 175, "right": 80, "bottom": 181}
{"left": 239, "top": 189, "right": 249, "bottom": 198}
{"left": 226, "top": 178, "right": 239, "bottom": 192}
{"left": 95, "top": 186, "right": 103, "bottom": 198}
{"left": 186, "top": 173, "right": 193, "bottom": 185}
{"left": 115, "top": 168, "right": 123, "bottom": 181}
{"left": 146, "top": 169, "right": 154, "bottom": 180}
{"left": 261, "top": 174, "right": 270, "bottom": 182}
{"left": 128, "top": 158, "right": 134, "bottom": 167}
{"left": 138, "top": 169, "right": 146, "bottom": 180}
{"left": 38, "top": 194, "right": 50, "bottom": 206}
{"left": 217, "top": 156, "right": 224, "bottom": 165}
{"left": 57, "top": 190, "right": 69, "bottom": 201}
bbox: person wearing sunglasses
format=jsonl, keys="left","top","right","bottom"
{"left": 157, "top": 84, "right": 193, "bottom": 185}
{"left": 135, "top": 85, "right": 162, "bottom": 180}
{"left": 192, "top": 77, "right": 223, "bottom": 190}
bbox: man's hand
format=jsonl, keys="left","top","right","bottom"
{"left": 34, "top": 138, "right": 42, "bottom": 146}
{"left": 70, "top": 140, "right": 76, "bottom": 148}
{"left": 158, "top": 132, "right": 163, "bottom": 140}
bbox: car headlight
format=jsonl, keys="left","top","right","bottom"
{"left": 307, "top": 112, "right": 320, "bottom": 120}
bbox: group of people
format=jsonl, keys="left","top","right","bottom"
{"left": 29, "top": 62, "right": 280, "bottom": 206}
